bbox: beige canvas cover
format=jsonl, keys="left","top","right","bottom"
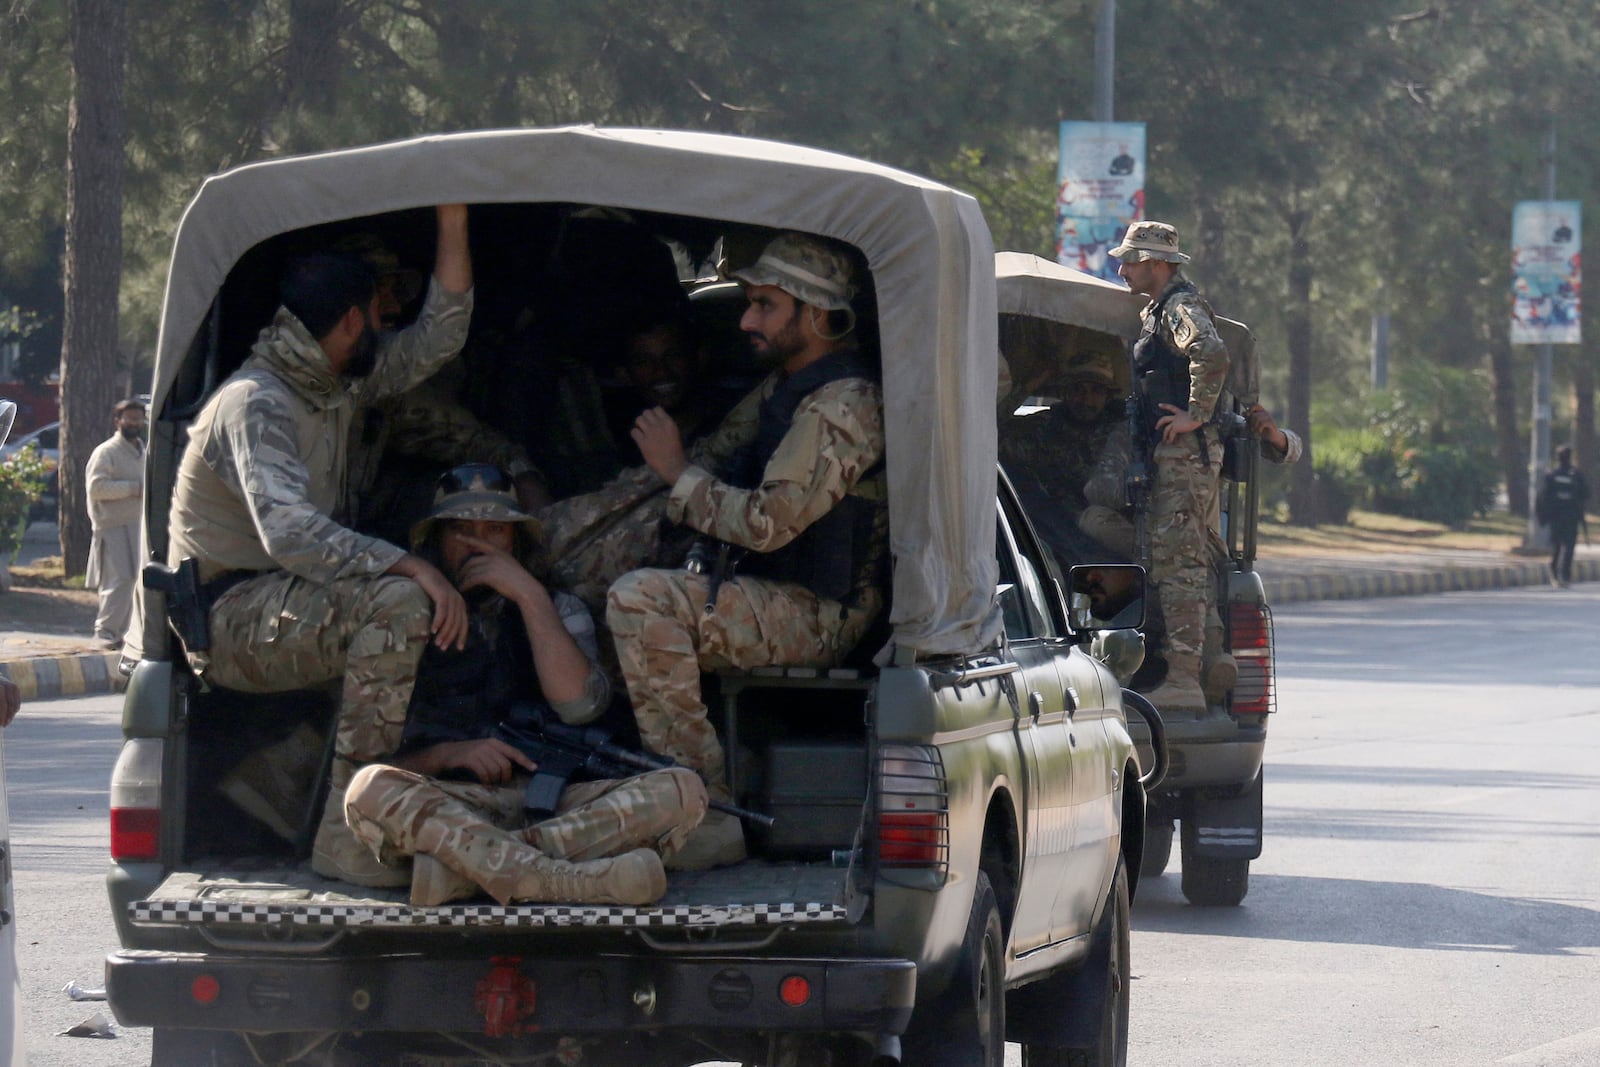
{"left": 149, "top": 127, "right": 1001, "bottom": 656}
{"left": 994, "top": 251, "right": 1259, "bottom": 407}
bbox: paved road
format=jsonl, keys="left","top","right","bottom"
{"left": 5, "top": 584, "right": 1597, "bottom": 1066}
{"left": 1119, "top": 582, "right": 1600, "bottom": 1066}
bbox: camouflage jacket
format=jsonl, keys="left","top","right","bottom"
{"left": 1140, "top": 270, "right": 1230, "bottom": 423}
{"left": 1000, "top": 407, "right": 1119, "bottom": 514}
{"left": 666, "top": 367, "right": 886, "bottom": 557}
{"left": 167, "top": 280, "right": 472, "bottom": 583}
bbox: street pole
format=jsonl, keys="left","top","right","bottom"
{"left": 1094, "top": 0, "right": 1115, "bottom": 123}
{"left": 1525, "top": 119, "right": 1556, "bottom": 551}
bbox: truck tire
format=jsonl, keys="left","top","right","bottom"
{"left": 901, "top": 870, "right": 1005, "bottom": 1066}
{"left": 1181, "top": 852, "right": 1250, "bottom": 906}
{"left": 1019, "top": 856, "right": 1130, "bottom": 1067}
{"left": 1141, "top": 819, "right": 1173, "bottom": 877}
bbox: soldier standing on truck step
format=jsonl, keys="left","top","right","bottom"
{"left": 167, "top": 205, "right": 475, "bottom": 889}
{"left": 342, "top": 465, "right": 706, "bottom": 906}
{"left": 1111, "top": 221, "right": 1229, "bottom": 714}
{"left": 607, "top": 232, "right": 889, "bottom": 871}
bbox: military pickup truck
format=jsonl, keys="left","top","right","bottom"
{"left": 993, "top": 253, "right": 1276, "bottom": 908}
{"left": 105, "top": 129, "right": 1159, "bottom": 1067}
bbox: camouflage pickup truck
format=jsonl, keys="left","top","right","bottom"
{"left": 105, "top": 129, "right": 1158, "bottom": 1067}
{"left": 994, "top": 253, "right": 1275, "bottom": 908}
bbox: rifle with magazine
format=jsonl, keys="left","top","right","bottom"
{"left": 494, "top": 701, "right": 774, "bottom": 827}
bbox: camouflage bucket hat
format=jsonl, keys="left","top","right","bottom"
{"left": 729, "top": 232, "right": 856, "bottom": 310}
{"left": 1108, "top": 221, "right": 1191, "bottom": 264}
{"left": 1061, "top": 351, "right": 1118, "bottom": 389}
{"left": 410, "top": 463, "right": 541, "bottom": 550}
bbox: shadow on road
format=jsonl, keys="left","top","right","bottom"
{"left": 1132, "top": 872, "right": 1600, "bottom": 957}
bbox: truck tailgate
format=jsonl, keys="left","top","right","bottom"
{"left": 128, "top": 861, "right": 854, "bottom": 932}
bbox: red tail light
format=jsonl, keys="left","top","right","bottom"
{"left": 111, "top": 808, "right": 161, "bottom": 862}
{"left": 876, "top": 746, "right": 949, "bottom": 875}
{"left": 1230, "top": 602, "right": 1275, "bottom": 715}
{"left": 109, "top": 739, "right": 163, "bottom": 862}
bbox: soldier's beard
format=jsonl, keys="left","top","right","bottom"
{"left": 343, "top": 325, "right": 379, "bottom": 379}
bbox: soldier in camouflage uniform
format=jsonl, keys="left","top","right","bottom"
{"left": 1109, "top": 221, "right": 1230, "bottom": 713}
{"left": 167, "top": 205, "right": 475, "bottom": 888}
{"left": 341, "top": 465, "right": 704, "bottom": 905}
{"left": 329, "top": 234, "right": 547, "bottom": 545}
{"left": 607, "top": 233, "right": 888, "bottom": 869}
{"left": 999, "top": 349, "right": 1127, "bottom": 566}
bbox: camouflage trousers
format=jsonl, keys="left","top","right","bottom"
{"left": 203, "top": 571, "right": 432, "bottom": 765}
{"left": 607, "top": 568, "right": 880, "bottom": 795}
{"left": 540, "top": 472, "right": 679, "bottom": 618}
{"left": 1149, "top": 432, "right": 1223, "bottom": 660}
{"left": 344, "top": 764, "right": 706, "bottom": 898}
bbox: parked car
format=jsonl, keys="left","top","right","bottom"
{"left": 106, "top": 128, "right": 1159, "bottom": 1066}
{"left": 0, "top": 419, "right": 58, "bottom": 519}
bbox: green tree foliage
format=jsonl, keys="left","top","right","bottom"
{"left": 3, "top": 0, "right": 1597, "bottom": 530}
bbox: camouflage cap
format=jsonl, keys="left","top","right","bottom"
{"left": 1061, "top": 351, "right": 1118, "bottom": 388}
{"left": 1108, "top": 221, "right": 1191, "bottom": 264}
{"left": 410, "top": 463, "right": 541, "bottom": 550}
{"left": 729, "top": 232, "right": 856, "bottom": 310}
{"left": 331, "top": 233, "right": 425, "bottom": 304}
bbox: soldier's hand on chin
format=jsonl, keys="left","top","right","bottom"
{"left": 452, "top": 535, "right": 544, "bottom": 607}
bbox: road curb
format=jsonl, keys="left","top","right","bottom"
{"left": 1264, "top": 557, "right": 1599, "bottom": 605}
{"left": 1, "top": 650, "right": 126, "bottom": 702}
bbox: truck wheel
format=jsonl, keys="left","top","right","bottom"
{"left": 1142, "top": 819, "right": 1173, "bottom": 877}
{"left": 1181, "top": 853, "right": 1249, "bottom": 906}
{"left": 1019, "top": 856, "right": 1129, "bottom": 1067}
{"left": 901, "top": 870, "right": 1005, "bottom": 1066}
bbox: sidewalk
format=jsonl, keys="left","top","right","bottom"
{"left": 4, "top": 522, "right": 1596, "bottom": 703}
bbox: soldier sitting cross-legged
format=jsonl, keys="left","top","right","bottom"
{"left": 342, "top": 464, "right": 706, "bottom": 906}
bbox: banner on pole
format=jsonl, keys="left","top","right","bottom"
{"left": 1511, "top": 200, "right": 1581, "bottom": 344}
{"left": 1056, "top": 121, "right": 1145, "bottom": 284}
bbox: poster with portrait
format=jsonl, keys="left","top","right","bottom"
{"left": 1055, "top": 121, "right": 1146, "bottom": 284}
{"left": 1511, "top": 201, "right": 1581, "bottom": 345}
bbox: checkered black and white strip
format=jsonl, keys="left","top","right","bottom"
{"left": 130, "top": 899, "right": 849, "bottom": 929}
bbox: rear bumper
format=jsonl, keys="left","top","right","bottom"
{"left": 106, "top": 949, "right": 917, "bottom": 1036}
{"left": 1131, "top": 717, "right": 1265, "bottom": 792}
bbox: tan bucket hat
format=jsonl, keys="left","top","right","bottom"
{"left": 1109, "top": 221, "right": 1191, "bottom": 264}
{"left": 410, "top": 463, "right": 541, "bottom": 550}
{"left": 729, "top": 232, "right": 856, "bottom": 310}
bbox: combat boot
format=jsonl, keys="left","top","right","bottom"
{"left": 1144, "top": 587, "right": 1208, "bottom": 714}
{"left": 311, "top": 761, "right": 411, "bottom": 888}
{"left": 1200, "top": 605, "right": 1236, "bottom": 705}
{"left": 218, "top": 723, "right": 326, "bottom": 843}
{"left": 663, "top": 808, "right": 745, "bottom": 871}
{"left": 410, "top": 854, "right": 481, "bottom": 907}
{"left": 510, "top": 847, "right": 667, "bottom": 906}
{"left": 1143, "top": 651, "right": 1207, "bottom": 714}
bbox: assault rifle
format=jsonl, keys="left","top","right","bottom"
{"left": 142, "top": 557, "right": 210, "bottom": 652}
{"left": 1124, "top": 394, "right": 1155, "bottom": 571}
{"left": 494, "top": 701, "right": 774, "bottom": 828}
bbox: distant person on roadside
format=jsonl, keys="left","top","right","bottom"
{"left": 86, "top": 398, "right": 147, "bottom": 650}
{"left": 1537, "top": 445, "right": 1589, "bottom": 586}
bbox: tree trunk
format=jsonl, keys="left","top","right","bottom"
{"left": 1196, "top": 200, "right": 1232, "bottom": 316}
{"left": 1487, "top": 323, "right": 1525, "bottom": 517}
{"left": 280, "top": 0, "right": 346, "bottom": 149}
{"left": 1284, "top": 203, "right": 1316, "bottom": 525}
{"left": 58, "top": 0, "right": 128, "bottom": 577}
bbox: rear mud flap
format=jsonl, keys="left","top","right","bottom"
{"left": 1181, "top": 769, "right": 1263, "bottom": 860}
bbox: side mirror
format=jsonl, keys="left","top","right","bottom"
{"left": 1067, "top": 564, "right": 1146, "bottom": 632}
{"left": 0, "top": 400, "right": 15, "bottom": 447}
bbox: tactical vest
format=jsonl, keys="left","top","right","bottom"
{"left": 728, "top": 348, "right": 887, "bottom": 606}
{"left": 1546, "top": 469, "right": 1582, "bottom": 524}
{"left": 400, "top": 602, "right": 541, "bottom": 751}
{"left": 1131, "top": 281, "right": 1204, "bottom": 433}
